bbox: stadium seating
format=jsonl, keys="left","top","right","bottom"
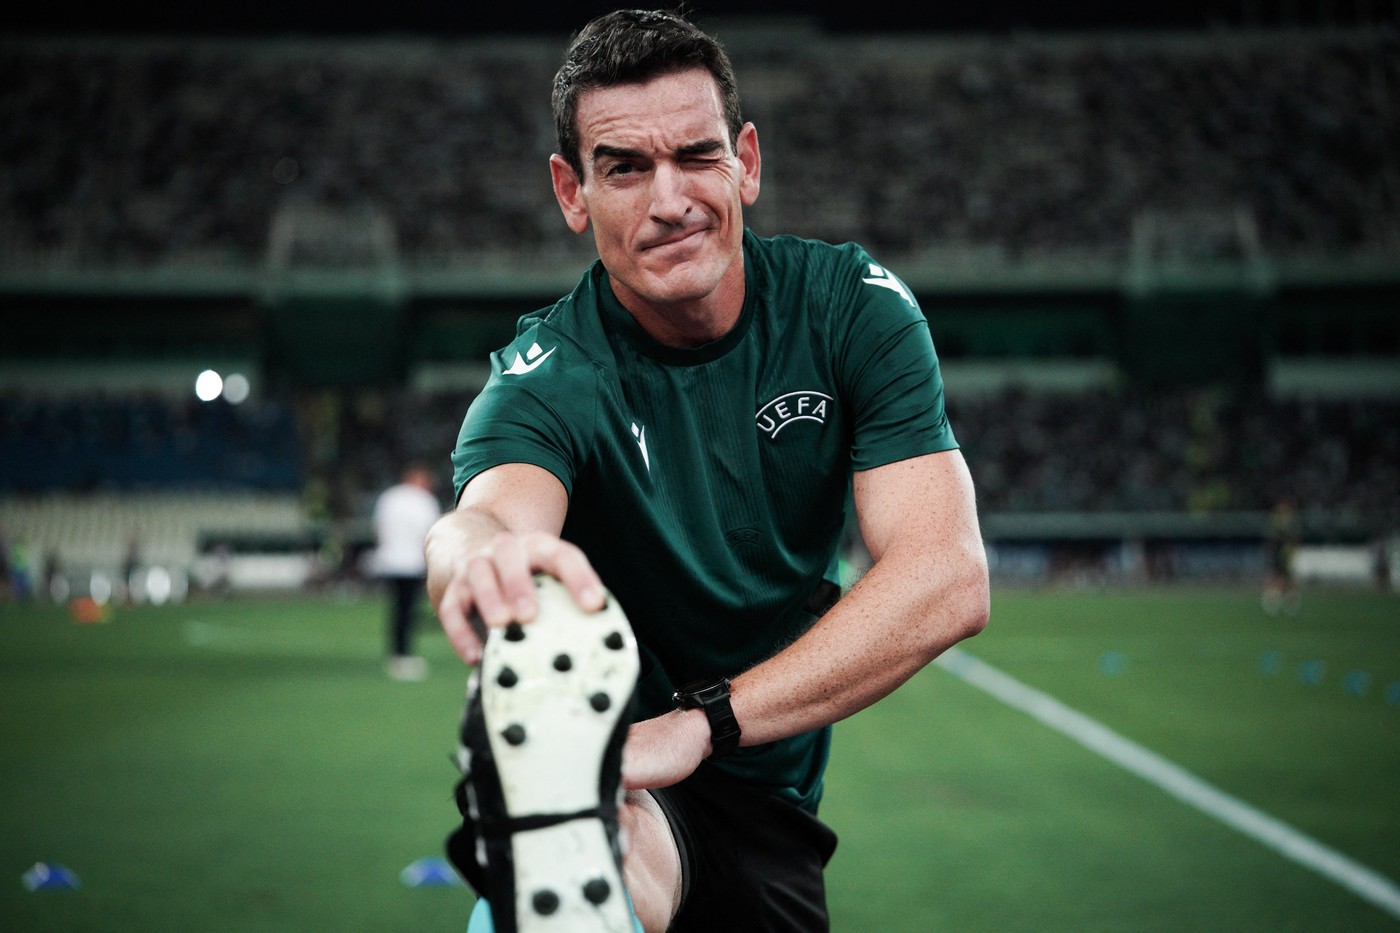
{"left": 1, "top": 28, "right": 1395, "bottom": 270}
{"left": 0, "top": 490, "right": 308, "bottom": 589}
{"left": 2, "top": 24, "right": 1397, "bottom": 591}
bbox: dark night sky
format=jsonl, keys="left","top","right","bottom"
{"left": 0, "top": 0, "right": 1330, "bottom": 38}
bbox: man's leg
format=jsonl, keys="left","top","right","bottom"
{"left": 391, "top": 576, "right": 417, "bottom": 656}
{"left": 386, "top": 576, "right": 428, "bottom": 680}
{"left": 454, "top": 781, "right": 681, "bottom": 933}
{"left": 619, "top": 790, "right": 684, "bottom": 933}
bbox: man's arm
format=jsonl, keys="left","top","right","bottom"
{"left": 623, "top": 448, "right": 989, "bottom": 788}
{"left": 425, "top": 462, "right": 604, "bottom": 665}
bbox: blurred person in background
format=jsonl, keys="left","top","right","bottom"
{"left": 1262, "top": 497, "right": 1301, "bottom": 615}
{"left": 121, "top": 531, "right": 142, "bottom": 605}
{"left": 372, "top": 462, "right": 442, "bottom": 681}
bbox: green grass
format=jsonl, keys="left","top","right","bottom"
{"left": 1, "top": 595, "right": 475, "bottom": 932}
{"left": 824, "top": 586, "right": 1400, "bottom": 933}
{"left": 2, "top": 586, "right": 1398, "bottom": 931}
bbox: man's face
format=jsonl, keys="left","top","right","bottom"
{"left": 550, "top": 68, "right": 761, "bottom": 319}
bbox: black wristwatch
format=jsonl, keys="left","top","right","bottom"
{"left": 672, "top": 677, "right": 742, "bottom": 759}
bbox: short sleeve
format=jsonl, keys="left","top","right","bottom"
{"left": 835, "top": 253, "right": 957, "bottom": 471}
{"left": 450, "top": 327, "right": 595, "bottom": 502}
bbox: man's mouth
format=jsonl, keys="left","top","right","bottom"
{"left": 642, "top": 226, "right": 706, "bottom": 251}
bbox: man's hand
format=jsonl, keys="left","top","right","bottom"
{"left": 424, "top": 463, "right": 600, "bottom": 665}
{"left": 622, "top": 708, "right": 712, "bottom": 791}
{"left": 432, "top": 527, "right": 604, "bottom": 665}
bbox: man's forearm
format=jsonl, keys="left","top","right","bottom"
{"left": 729, "top": 536, "right": 989, "bottom": 748}
{"left": 622, "top": 536, "right": 987, "bottom": 791}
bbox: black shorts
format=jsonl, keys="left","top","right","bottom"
{"left": 650, "top": 763, "right": 839, "bottom": 932}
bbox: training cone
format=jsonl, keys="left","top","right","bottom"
{"left": 22, "top": 862, "right": 80, "bottom": 891}
{"left": 68, "top": 598, "right": 109, "bottom": 624}
{"left": 399, "top": 857, "right": 463, "bottom": 888}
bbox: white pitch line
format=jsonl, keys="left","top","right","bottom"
{"left": 937, "top": 647, "right": 1400, "bottom": 921}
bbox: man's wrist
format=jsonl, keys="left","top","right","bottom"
{"left": 675, "top": 706, "right": 713, "bottom": 759}
{"left": 672, "top": 677, "right": 742, "bottom": 758}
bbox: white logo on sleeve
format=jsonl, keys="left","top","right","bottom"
{"left": 502, "top": 341, "right": 556, "bottom": 375}
{"left": 631, "top": 422, "right": 650, "bottom": 472}
{"left": 861, "top": 263, "right": 916, "bottom": 308}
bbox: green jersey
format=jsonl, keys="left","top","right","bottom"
{"left": 452, "top": 229, "right": 957, "bottom": 810}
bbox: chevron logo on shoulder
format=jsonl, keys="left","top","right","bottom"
{"left": 861, "top": 264, "right": 915, "bottom": 308}
{"left": 502, "top": 342, "right": 556, "bottom": 376}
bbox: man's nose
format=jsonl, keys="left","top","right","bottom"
{"left": 648, "top": 162, "right": 691, "bottom": 224}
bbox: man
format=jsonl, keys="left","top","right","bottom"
{"left": 372, "top": 462, "right": 442, "bottom": 680}
{"left": 1262, "top": 497, "right": 1301, "bottom": 615}
{"left": 426, "top": 9, "right": 989, "bottom": 932}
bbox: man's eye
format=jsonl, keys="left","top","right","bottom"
{"left": 606, "top": 163, "right": 635, "bottom": 177}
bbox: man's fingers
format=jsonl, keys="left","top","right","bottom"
{"left": 490, "top": 531, "right": 540, "bottom": 622}
{"left": 436, "top": 532, "right": 605, "bottom": 668}
{"left": 534, "top": 534, "right": 605, "bottom": 612}
{"left": 463, "top": 547, "right": 513, "bottom": 627}
{"left": 437, "top": 589, "right": 483, "bottom": 665}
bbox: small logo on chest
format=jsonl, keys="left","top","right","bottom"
{"left": 756, "top": 391, "right": 834, "bottom": 439}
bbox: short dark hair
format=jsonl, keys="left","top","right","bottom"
{"left": 552, "top": 8, "right": 744, "bottom": 180}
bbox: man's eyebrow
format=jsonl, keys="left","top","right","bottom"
{"left": 592, "top": 144, "right": 643, "bottom": 162}
{"left": 591, "top": 138, "right": 727, "bottom": 162}
{"left": 677, "top": 138, "right": 726, "bottom": 157}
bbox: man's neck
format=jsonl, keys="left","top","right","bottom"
{"left": 609, "top": 262, "right": 747, "bottom": 349}
{"left": 620, "top": 295, "right": 743, "bottom": 348}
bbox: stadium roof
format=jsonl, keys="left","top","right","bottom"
{"left": 0, "top": 0, "right": 1349, "bottom": 39}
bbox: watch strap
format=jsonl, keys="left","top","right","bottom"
{"left": 673, "top": 677, "right": 742, "bottom": 759}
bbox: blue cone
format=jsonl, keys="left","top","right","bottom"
{"left": 1098, "top": 651, "right": 1127, "bottom": 677}
{"left": 399, "top": 857, "right": 464, "bottom": 888}
{"left": 22, "top": 863, "right": 80, "bottom": 892}
{"left": 1343, "top": 671, "right": 1372, "bottom": 697}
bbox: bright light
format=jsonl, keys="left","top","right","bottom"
{"left": 223, "top": 372, "right": 251, "bottom": 404}
{"left": 146, "top": 566, "right": 173, "bottom": 606}
{"left": 195, "top": 369, "right": 223, "bottom": 402}
{"left": 90, "top": 571, "right": 112, "bottom": 605}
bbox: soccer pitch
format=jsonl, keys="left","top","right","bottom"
{"left": 2, "top": 587, "right": 1397, "bottom": 931}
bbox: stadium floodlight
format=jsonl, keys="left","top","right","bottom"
{"left": 223, "top": 373, "right": 251, "bottom": 404}
{"left": 195, "top": 369, "right": 223, "bottom": 402}
{"left": 145, "top": 567, "right": 173, "bottom": 606}
{"left": 89, "top": 571, "right": 112, "bottom": 605}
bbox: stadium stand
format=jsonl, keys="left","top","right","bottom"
{"left": 1, "top": 28, "right": 1395, "bottom": 271}
{"left": 1, "top": 22, "right": 1397, "bottom": 594}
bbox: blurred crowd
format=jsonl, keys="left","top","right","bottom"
{"left": 3, "top": 385, "right": 1396, "bottom": 533}
{"left": 2, "top": 25, "right": 1398, "bottom": 592}
{"left": 2, "top": 27, "right": 1396, "bottom": 269}
{"left": 0, "top": 390, "right": 302, "bottom": 493}
{"left": 948, "top": 386, "right": 1400, "bottom": 525}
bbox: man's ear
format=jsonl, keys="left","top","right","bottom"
{"left": 550, "top": 154, "right": 591, "bottom": 234}
{"left": 736, "top": 122, "right": 761, "bottom": 207}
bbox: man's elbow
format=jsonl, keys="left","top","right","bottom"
{"left": 932, "top": 548, "right": 991, "bottom": 650}
{"left": 959, "top": 569, "right": 991, "bottom": 641}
